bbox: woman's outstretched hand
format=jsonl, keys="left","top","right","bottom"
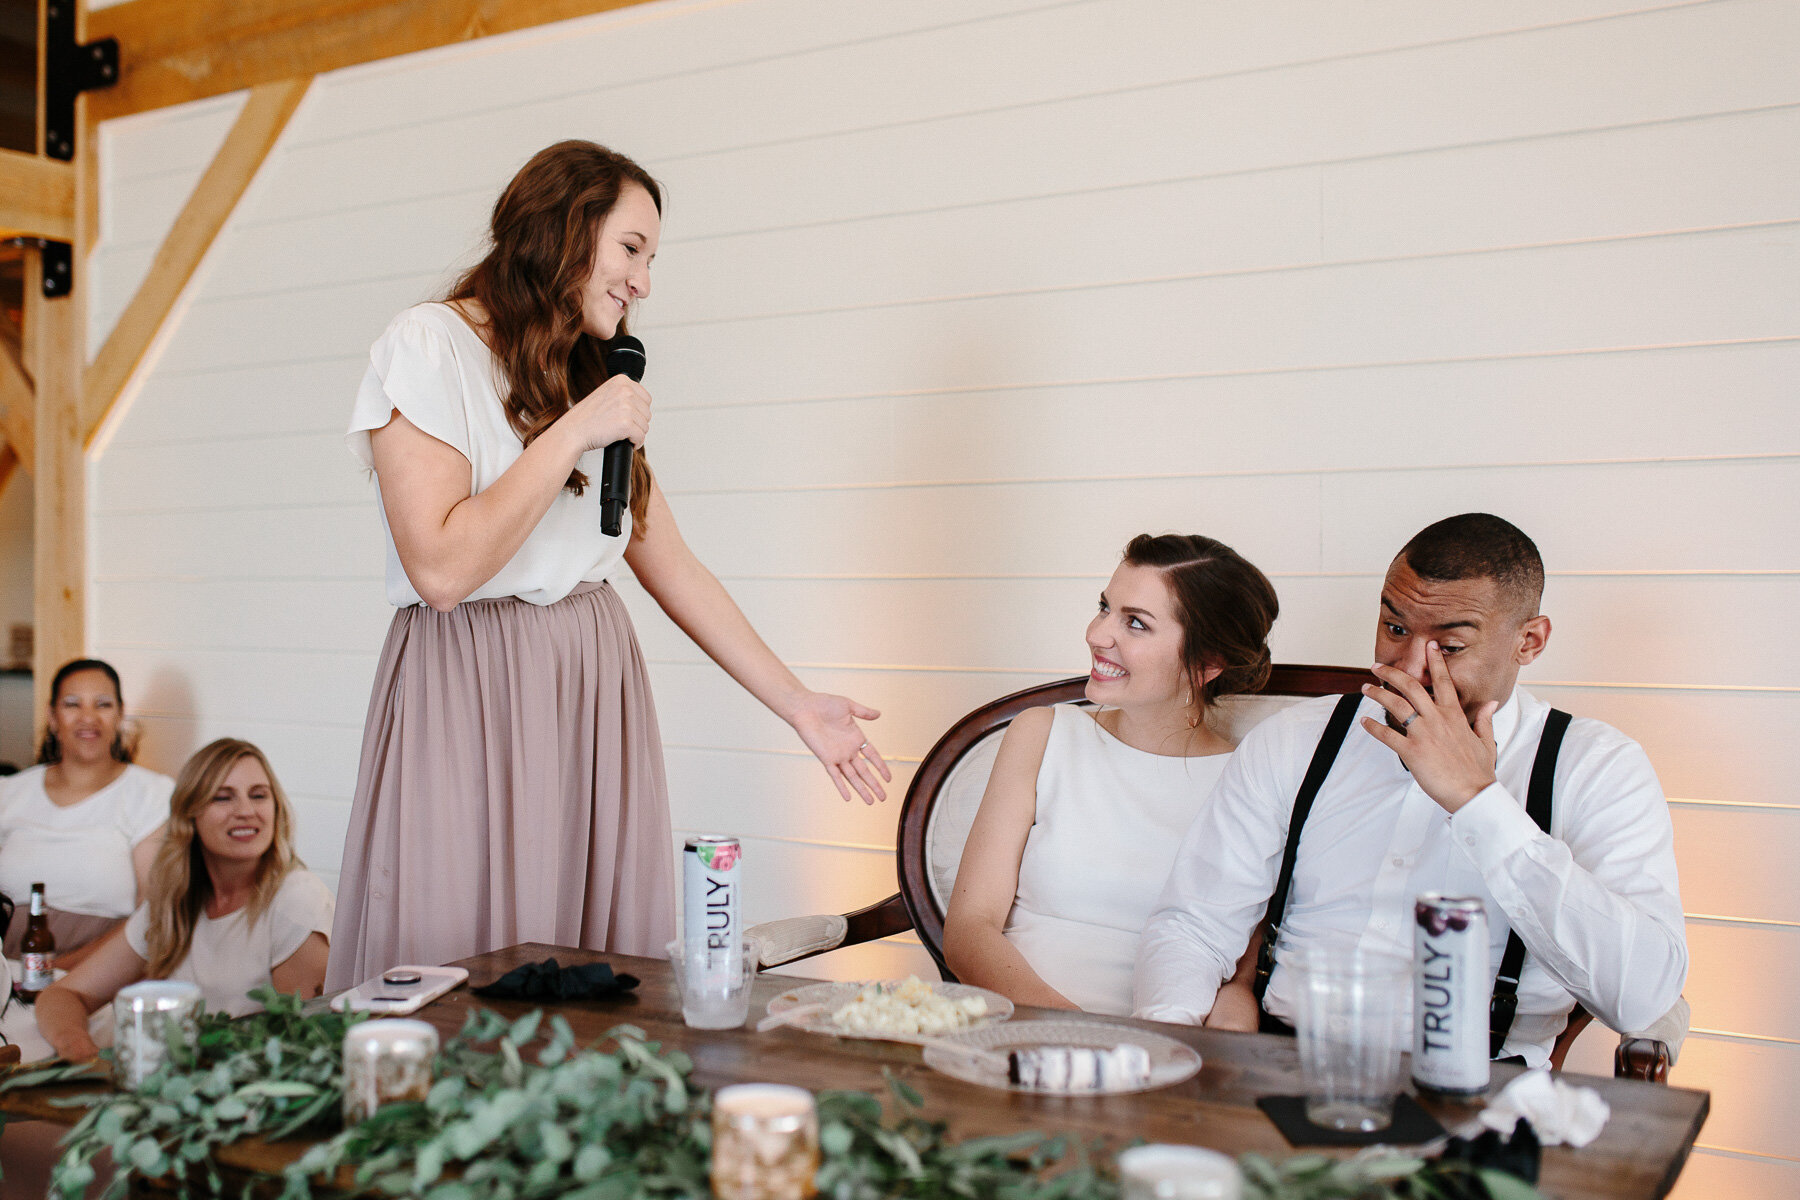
{"left": 790, "top": 692, "right": 891, "bottom": 805}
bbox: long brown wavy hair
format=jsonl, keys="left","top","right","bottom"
{"left": 446, "top": 140, "right": 661, "bottom": 529}
{"left": 143, "top": 739, "right": 301, "bottom": 979}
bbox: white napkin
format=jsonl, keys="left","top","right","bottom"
{"left": 1478, "top": 1069, "right": 1611, "bottom": 1148}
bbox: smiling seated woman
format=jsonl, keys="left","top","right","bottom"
{"left": 33, "top": 739, "right": 333, "bottom": 1062}
{"left": 943, "top": 534, "right": 1279, "bottom": 1019}
{"left": 0, "top": 659, "right": 173, "bottom": 968}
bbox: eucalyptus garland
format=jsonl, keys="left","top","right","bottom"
{"left": 1, "top": 990, "right": 362, "bottom": 1198}
{"left": 0, "top": 991, "right": 1545, "bottom": 1200}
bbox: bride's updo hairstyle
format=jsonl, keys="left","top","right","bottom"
{"left": 1121, "top": 533, "right": 1279, "bottom": 707}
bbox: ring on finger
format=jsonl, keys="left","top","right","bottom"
{"left": 1400, "top": 712, "right": 1419, "bottom": 730}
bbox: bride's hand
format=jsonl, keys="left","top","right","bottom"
{"left": 790, "top": 691, "right": 891, "bottom": 805}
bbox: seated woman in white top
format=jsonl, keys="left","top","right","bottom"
{"left": 0, "top": 659, "right": 172, "bottom": 968}
{"left": 35, "top": 739, "right": 334, "bottom": 1059}
{"left": 943, "top": 534, "right": 1279, "bottom": 1019}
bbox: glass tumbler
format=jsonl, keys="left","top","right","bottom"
{"left": 1289, "top": 945, "right": 1412, "bottom": 1132}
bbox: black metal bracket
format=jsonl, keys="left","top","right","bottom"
{"left": 32, "top": 1, "right": 119, "bottom": 297}
{"left": 44, "top": 0, "right": 119, "bottom": 162}
{"left": 6, "top": 238, "right": 74, "bottom": 298}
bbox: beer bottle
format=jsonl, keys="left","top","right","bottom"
{"left": 18, "top": 882, "right": 55, "bottom": 1002}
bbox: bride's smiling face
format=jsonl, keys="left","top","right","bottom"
{"left": 1084, "top": 562, "right": 1189, "bottom": 710}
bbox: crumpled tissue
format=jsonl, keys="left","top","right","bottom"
{"left": 1478, "top": 1069, "right": 1611, "bottom": 1148}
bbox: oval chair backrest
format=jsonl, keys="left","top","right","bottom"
{"left": 899, "top": 665, "right": 1371, "bottom": 976}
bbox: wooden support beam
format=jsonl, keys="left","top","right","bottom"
{"left": 26, "top": 245, "right": 83, "bottom": 732}
{"left": 87, "top": 0, "right": 661, "bottom": 119}
{"left": 0, "top": 147, "right": 75, "bottom": 241}
{"left": 82, "top": 77, "right": 310, "bottom": 445}
{"left": 0, "top": 335, "right": 33, "bottom": 470}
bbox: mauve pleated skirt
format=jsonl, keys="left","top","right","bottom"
{"left": 325, "top": 581, "right": 676, "bottom": 991}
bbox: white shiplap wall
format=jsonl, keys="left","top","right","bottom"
{"left": 84, "top": 2, "right": 1797, "bottom": 1193}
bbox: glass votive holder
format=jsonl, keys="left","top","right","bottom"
{"left": 710, "top": 1083, "right": 819, "bottom": 1200}
{"left": 112, "top": 981, "right": 202, "bottom": 1090}
{"left": 342, "top": 1018, "right": 439, "bottom": 1124}
{"left": 1117, "top": 1144, "right": 1244, "bottom": 1200}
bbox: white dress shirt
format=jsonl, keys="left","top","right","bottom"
{"left": 1133, "top": 687, "right": 1687, "bottom": 1066}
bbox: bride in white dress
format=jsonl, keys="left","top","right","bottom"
{"left": 943, "top": 533, "right": 1278, "bottom": 1019}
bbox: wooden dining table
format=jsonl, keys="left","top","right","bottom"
{"left": 1, "top": 942, "right": 1710, "bottom": 1199}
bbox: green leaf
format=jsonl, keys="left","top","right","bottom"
{"left": 1477, "top": 1168, "right": 1548, "bottom": 1200}
{"left": 127, "top": 1136, "right": 167, "bottom": 1175}
{"left": 446, "top": 1120, "right": 489, "bottom": 1160}
{"left": 820, "top": 1122, "right": 854, "bottom": 1157}
{"left": 413, "top": 1141, "right": 447, "bottom": 1189}
{"left": 507, "top": 1010, "right": 543, "bottom": 1048}
{"left": 883, "top": 1069, "right": 924, "bottom": 1111}
{"left": 538, "top": 1120, "right": 573, "bottom": 1163}
{"left": 95, "top": 1107, "right": 127, "bottom": 1143}
{"left": 236, "top": 1080, "right": 319, "bottom": 1099}
{"left": 573, "top": 1142, "right": 612, "bottom": 1181}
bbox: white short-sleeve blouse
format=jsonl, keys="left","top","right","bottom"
{"left": 0, "top": 764, "right": 172, "bottom": 918}
{"left": 346, "top": 302, "right": 631, "bottom": 607}
{"left": 125, "top": 868, "right": 336, "bottom": 1018}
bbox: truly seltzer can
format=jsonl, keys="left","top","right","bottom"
{"left": 683, "top": 835, "right": 743, "bottom": 987}
{"left": 1412, "top": 893, "right": 1491, "bottom": 1097}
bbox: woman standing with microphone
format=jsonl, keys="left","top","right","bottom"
{"left": 329, "top": 141, "right": 890, "bottom": 989}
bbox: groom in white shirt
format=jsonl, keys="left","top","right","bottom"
{"left": 1133, "top": 513, "right": 1687, "bottom": 1066}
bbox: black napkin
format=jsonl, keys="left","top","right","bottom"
{"left": 1256, "top": 1093, "right": 1446, "bottom": 1147}
{"left": 1432, "top": 1120, "right": 1541, "bottom": 1187}
{"left": 471, "top": 958, "right": 639, "bottom": 1001}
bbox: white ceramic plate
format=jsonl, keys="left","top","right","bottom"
{"left": 765, "top": 980, "right": 1013, "bottom": 1044}
{"left": 922, "top": 1019, "right": 1202, "bottom": 1095}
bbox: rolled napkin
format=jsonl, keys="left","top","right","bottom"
{"left": 1477, "top": 1068, "right": 1610, "bottom": 1148}
{"left": 472, "top": 958, "right": 640, "bottom": 1001}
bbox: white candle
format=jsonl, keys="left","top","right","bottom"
{"left": 112, "top": 981, "right": 202, "bottom": 1090}
{"left": 711, "top": 1083, "right": 819, "bottom": 1200}
{"left": 1117, "top": 1144, "right": 1243, "bottom": 1200}
{"left": 342, "top": 1019, "right": 438, "bottom": 1124}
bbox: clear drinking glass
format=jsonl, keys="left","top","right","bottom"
{"left": 1289, "top": 945, "right": 1412, "bottom": 1132}
{"left": 667, "top": 935, "right": 758, "bottom": 1029}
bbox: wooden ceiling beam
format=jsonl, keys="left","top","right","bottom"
{"left": 86, "top": 0, "right": 660, "bottom": 120}
{"left": 0, "top": 147, "right": 74, "bottom": 241}
{"left": 83, "top": 77, "right": 310, "bottom": 445}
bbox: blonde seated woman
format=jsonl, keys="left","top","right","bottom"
{"left": 943, "top": 534, "right": 1277, "bottom": 1021}
{"left": 35, "top": 739, "right": 333, "bottom": 1061}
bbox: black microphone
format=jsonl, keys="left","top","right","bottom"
{"left": 598, "top": 335, "right": 646, "bottom": 537}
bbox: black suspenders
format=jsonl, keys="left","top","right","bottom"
{"left": 1490, "top": 706, "right": 1571, "bottom": 1055}
{"left": 1252, "top": 692, "right": 1361, "bottom": 1035}
{"left": 1250, "top": 696, "right": 1573, "bottom": 1057}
